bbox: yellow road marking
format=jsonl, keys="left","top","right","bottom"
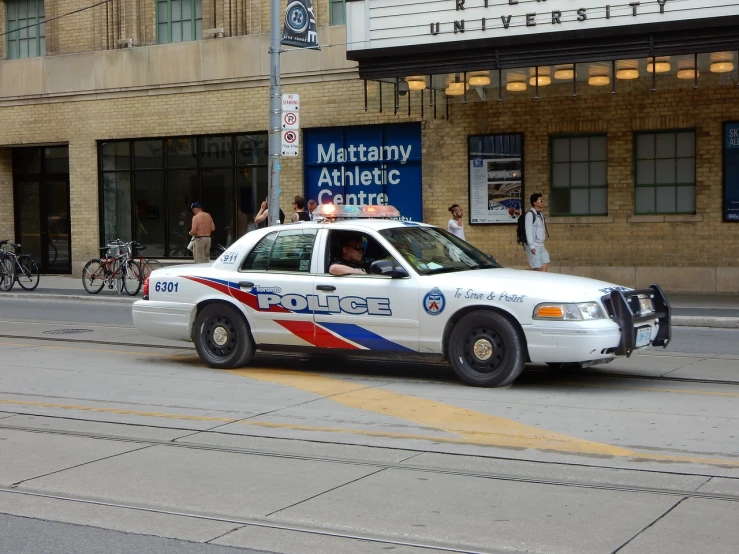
{"left": 1, "top": 395, "right": 738, "bottom": 467}
{"left": 225, "top": 369, "right": 739, "bottom": 468}
{"left": 2, "top": 338, "right": 738, "bottom": 467}
{"left": 0, "top": 398, "right": 235, "bottom": 422}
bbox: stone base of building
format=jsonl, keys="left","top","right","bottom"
{"left": 531, "top": 266, "right": 739, "bottom": 294}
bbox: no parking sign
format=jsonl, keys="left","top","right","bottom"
{"left": 281, "top": 129, "right": 300, "bottom": 156}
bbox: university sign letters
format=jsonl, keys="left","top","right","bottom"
{"left": 346, "top": 0, "right": 736, "bottom": 52}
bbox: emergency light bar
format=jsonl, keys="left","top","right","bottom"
{"left": 313, "top": 204, "right": 401, "bottom": 220}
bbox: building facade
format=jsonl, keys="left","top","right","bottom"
{"left": 1, "top": 0, "right": 739, "bottom": 292}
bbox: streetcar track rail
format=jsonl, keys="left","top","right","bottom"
{"left": 0, "top": 486, "right": 491, "bottom": 554}
{"left": 0, "top": 420, "right": 737, "bottom": 502}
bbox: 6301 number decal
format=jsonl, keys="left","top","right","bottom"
{"left": 155, "top": 281, "right": 179, "bottom": 293}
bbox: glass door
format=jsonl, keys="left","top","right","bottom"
{"left": 13, "top": 147, "right": 71, "bottom": 273}
{"left": 46, "top": 179, "right": 71, "bottom": 273}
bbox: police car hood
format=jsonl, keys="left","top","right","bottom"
{"left": 428, "top": 268, "right": 627, "bottom": 302}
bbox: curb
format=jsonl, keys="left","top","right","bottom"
{"left": 0, "top": 293, "right": 137, "bottom": 304}
{"left": 672, "top": 315, "right": 739, "bottom": 329}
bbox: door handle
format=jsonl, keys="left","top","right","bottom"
{"left": 238, "top": 281, "right": 255, "bottom": 288}
{"left": 316, "top": 285, "right": 336, "bottom": 292}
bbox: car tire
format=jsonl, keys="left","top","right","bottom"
{"left": 193, "top": 303, "right": 255, "bottom": 369}
{"left": 448, "top": 310, "right": 525, "bottom": 387}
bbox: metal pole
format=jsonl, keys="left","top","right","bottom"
{"left": 267, "top": 0, "right": 281, "bottom": 226}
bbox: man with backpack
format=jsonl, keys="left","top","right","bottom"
{"left": 517, "top": 192, "right": 549, "bottom": 272}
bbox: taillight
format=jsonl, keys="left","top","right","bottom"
{"left": 142, "top": 277, "right": 150, "bottom": 298}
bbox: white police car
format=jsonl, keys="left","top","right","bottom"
{"left": 132, "top": 205, "right": 671, "bottom": 387}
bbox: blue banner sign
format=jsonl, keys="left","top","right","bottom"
{"left": 304, "top": 123, "right": 422, "bottom": 222}
{"left": 724, "top": 122, "right": 739, "bottom": 221}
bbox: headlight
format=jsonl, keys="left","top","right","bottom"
{"left": 637, "top": 295, "right": 655, "bottom": 315}
{"left": 533, "top": 302, "right": 606, "bottom": 321}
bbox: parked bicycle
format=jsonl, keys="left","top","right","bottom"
{"left": 81, "top": 239, "right": 141, "bottom": 296}
{"left": 130, "top": 242, "right": 163, "bottom": 283}
{"left": 0, "top": 240, "right": 40, "bottom": 292}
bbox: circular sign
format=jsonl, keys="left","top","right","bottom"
{"left": 284, "top": 130, "right": 297, "bottom": 144}
{"left": 283, "top": 113, "right": 298, "bottom": 126}
{"left": 285, "top": 1, "right": 309, "bottom": 34}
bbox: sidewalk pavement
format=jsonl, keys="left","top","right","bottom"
{"left": 2, "top": 275, "right": 739, "bottom": 329}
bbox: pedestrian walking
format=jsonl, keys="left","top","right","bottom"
{"left": 447, "top": 204, "right": 465, "bottom": 240}
{"left": 188, "top": 202, "right": 215, "bottom": 264}
{"left": 524, "top": 193, "right": 550, "bottom": 272}
{"left": 291, "top": 196, "right": 311, "bottom": 222}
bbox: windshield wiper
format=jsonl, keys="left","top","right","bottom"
{"left": 424, "top": 267, "right": 463, "bottom": 275}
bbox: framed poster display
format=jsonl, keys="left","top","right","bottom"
{"left": 724, "top": 122, "right": 739, "bottom": 221}
{"left": 468, "top": 134, "right": 523, "bottom": 225}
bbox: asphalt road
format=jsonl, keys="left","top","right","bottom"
{"left": 0, "top": 298, "right": 738, "bottom": 553}
{"left": 2, "top": 297, "right": 739, "bottom": 355}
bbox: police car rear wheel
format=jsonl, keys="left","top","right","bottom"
{"left": 448, "top": 311, "right": 525, "bottom": 387}
{"left": 193, "top": 304, "right": 255, "bottom": 369}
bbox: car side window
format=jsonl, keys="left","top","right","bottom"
{"left": 242, "top": 229, "right": 317, "bottom": 273}
{"left": 325, "top": 231, "right": 396, "bottom": 274}
{"left": 240, "top": 232, "right": 277, "bottom": 271}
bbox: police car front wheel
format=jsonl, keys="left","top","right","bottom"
{"left": 193, "top": 304, "right": 255, "bottom": 369}
{"left": 448, "top": 311, "right": 526, "bottom": 387}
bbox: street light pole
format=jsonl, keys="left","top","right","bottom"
{"left": 267, "top": 0, "right": 281, "bottom": 226}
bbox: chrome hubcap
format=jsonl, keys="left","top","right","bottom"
{"left": 473, "top": 338, "right": 493, "bottom": 361}
{"left": 212, "top": 326, "right": 229, "bottom": 346}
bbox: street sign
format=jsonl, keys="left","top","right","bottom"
{"left": 281, "top": 111, "right": 300, "bottom": 130}
{"left": 281, "top": 93, "right": 300, "bottom": 111}
{"left": 281, "top": 129, "right": 300, "bottom": 156}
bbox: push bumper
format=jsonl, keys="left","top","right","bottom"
{"left": 605, "top": 284, "right": 671, "bottom": 357}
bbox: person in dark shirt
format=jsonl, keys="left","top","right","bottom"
{"left": 291, "top": 196, "right": 310, "bottom": 222}
{"left": 329, "top": 234, "right": 367, "bottom": 275}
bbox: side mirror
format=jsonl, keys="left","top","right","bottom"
{"left": 370, "top": 259, "right": 408, "bottom": 278}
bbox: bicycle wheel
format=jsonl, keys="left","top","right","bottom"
{"left": 82, "top": 259, "right": 106, "bottom": 294}
{"left": 122, "top": 260, "right": 142, "bottom": 296}
{"left": 141, "top": 259, "right": 163, "bottom": 281}
{"left": 0, "top": 256, "right": 15, "bottom": 292}
{"left": 48, "top": 242, "right": 58, "bottom": 266}
{"left": 16, "top": 255, "right": 40, "bottom": 291}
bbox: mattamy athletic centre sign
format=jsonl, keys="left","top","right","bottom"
{"left": 346, "top": 1, "right": 736, "bottom": 52}
{"left": 304, "top": 123, "right": 423, "bottom": 222}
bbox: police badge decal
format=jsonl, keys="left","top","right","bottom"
{"left": 423, "top": 287, "right": 446, "bottom": 316}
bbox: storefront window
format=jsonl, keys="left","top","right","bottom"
{"left": 329, "top": 0, "right": 345, "bottom": 25}
{"left": 635, "top": 131, "right": 696, "bottom": 214}
{"left": 550, "top": 135, "right": 608, "bottom": 216}
{"left": 134, "top": 171, "right": 166, "bottom": 257}
{"left": 101, "top": 173, "right": 132, "bottom": 245}
{"left": 99, "top": 133, "right": 267, "bottom": 258}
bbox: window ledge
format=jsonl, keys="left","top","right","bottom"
{"left": 548, "top": 215, "right": 614, "bottom": 224}
{"left": 627, "top": 214, "right": 702, "bottom": 223}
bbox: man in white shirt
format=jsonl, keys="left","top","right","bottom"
{"left": 447, "top": 204, "right": 465, "bottom": 240}
{"left": 524, "top": 193, "right": 550, "bottom": 272}
{"left": 307, "top": 199, "right": 318, "bottom": 220}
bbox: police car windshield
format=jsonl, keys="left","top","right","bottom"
{"left": 379, "top": 227, "right": 501, "bottom": 275}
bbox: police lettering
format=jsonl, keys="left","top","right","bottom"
{"left": 257, "top": 293, "right": 392, "bottom": 316}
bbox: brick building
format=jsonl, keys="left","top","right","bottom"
{"left": 1, "top": 0, "right": 739, "bottom": 292}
